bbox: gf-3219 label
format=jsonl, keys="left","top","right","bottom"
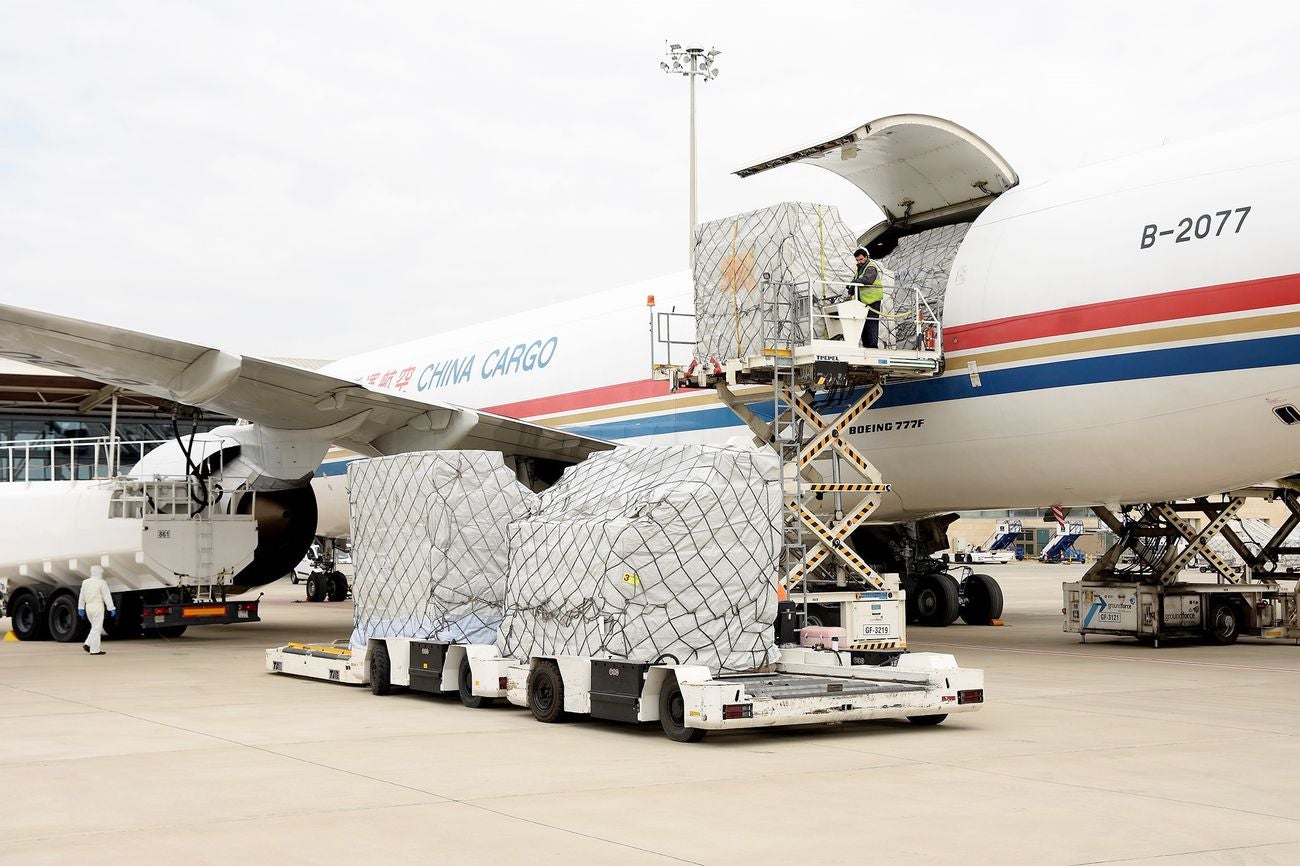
{"left": 1140, "top": 206, "right": 1250, "bottom": 249}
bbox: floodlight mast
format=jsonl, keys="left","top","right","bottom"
{"left": 661, "top": 41, "right": 721, "bottom": 264}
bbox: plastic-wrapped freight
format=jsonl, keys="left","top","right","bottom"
{"left": 693, "top": 202, "right": 860, "bottom": 363}
{"left": 877, "top": 222, "right": 970, "bottom": 350}
{"left": 498, "top": 446, "right": 783, "bottom": 674}
{"left": 348, "top": 451, "right": 536, "bottom": 648}
{"left": 1201, "top": 518, "right": 1300, "bottom": 572}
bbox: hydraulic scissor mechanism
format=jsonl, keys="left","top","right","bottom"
{"left": 1087, "top": 492, "right": 1300, "bottom": 584}
{"left": 777, "top": 384, "right": 891, "bottom": 592}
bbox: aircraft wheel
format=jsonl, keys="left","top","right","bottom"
{"left": 326, "top": 571, "right": 348, "bottom": 602}
{"left": 527, "top": 661, "right": 567, "bottom": 723}
{"left": 47, "top": 593, "right": 89, "bottom": 643}
{"left": 305, "top": 573, "right": 327, "bottom": 603}
{"left": 9, "top": 591, "right": 49, "bottom": 641}
{"left": 960, "top": 573, "right": 1005, "bottom": 625}
{"left": 914, "top": 574, "right": 960, "bottom": 627}
{"left": 938, "top": 573, "right": 962, "bottom": 625}
{"left": 659, "top": 680, "right": 706, "bottom": 742}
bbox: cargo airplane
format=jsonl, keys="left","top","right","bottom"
{"left": 2, "top": 113, "right": 1299, "bottom": 640}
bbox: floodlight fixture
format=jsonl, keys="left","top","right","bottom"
{"left": 660, "top": 40, "right": 723, "bottom": 264}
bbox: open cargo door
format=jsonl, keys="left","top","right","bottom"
{"left": 735, "top": 114, "right": 1018, "bottom": 231}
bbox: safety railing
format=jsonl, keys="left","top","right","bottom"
{"left": 0, "top": 437, "right": 171, "bottom": 484}
{"left": 794, "top": 277, "right": 944, "bottom": 352}
{"left": 754, "top": 276, "right": 944, "bottom": 358}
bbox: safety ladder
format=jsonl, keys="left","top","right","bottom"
{"left": 762, "top": 281, "right": 809, "bottom": 592}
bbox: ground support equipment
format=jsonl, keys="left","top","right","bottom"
{"left": 1063, "top": 491, "right": 1300, "bottom": 645}
{"left": 266, "top": 637, "right": 513, "bottom": 704}
{"left": 4, "top": 476, "right": 262, "bottom": 642}
{"left": 953, "top": 519, "right": 1021, "bottom": 565}
{"left": 707, "top": 274, "right": 988, "bottom": 641}
{"left": 504, "top": 648, "right": 983, "bottom": 742}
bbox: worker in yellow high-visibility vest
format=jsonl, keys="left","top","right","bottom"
{"left": 850, "top": 247, "right": 884, "bottom": 349}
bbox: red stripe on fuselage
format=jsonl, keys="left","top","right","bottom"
{"left": 944, "top": 272, "right": 1300, "bottom": 352}
{"left": 479, "top": 273, "right": 1300, "bottom": 420}
{"left": 482, "top": 378, "right": 669, "bottom": 417}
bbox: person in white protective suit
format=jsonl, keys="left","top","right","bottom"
{"left": 77, "top": 565, "right": 116, "bottom": 655}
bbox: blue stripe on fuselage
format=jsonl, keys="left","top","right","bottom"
{"left": 560, "top": 334, "right": 1300, "bottom": 440}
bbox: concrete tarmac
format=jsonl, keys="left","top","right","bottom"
{"left": 3, "top": 564, "right": 1300, "bottom": 865}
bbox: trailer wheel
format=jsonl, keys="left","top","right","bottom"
{"left": 326, "top": 571, "right": 348, "bottom": 602}
{"left": 907, "top": 714, "right": 948, "bottom": 726}
{"left": 915, "top": 574, "right": 960, "bottom": 627}
{"left": 959, "top": 573, "right": 1005, "bottom": 625}
{"left": 155, "top": 625, "right": 187, "bottom": 638}
{"left": 9, "top": 591, "right": 48, "bottom": 641}
{"left": 47, "top": 592, "right": 88, "bottom": 643}
{"left": 659, "top": 680, "right": 706, "bottom": 743}
{"left": 527, "top": 661, "right": 566, "bottom": 723}
{"left": 369, "top": 643, "right": 393, "bottom": 695}
{"left": 305, "top": 573, "right": 327, "bottom": 603}
{"left": 1205, "top": 602, "right": 1241, "bottom": 645}
{"left": 458, "top": 656, "right": 493, "bottom": 708}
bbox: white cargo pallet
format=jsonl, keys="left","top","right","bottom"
{"left": 267, "top": 639, "right": 983, "bottom": 741}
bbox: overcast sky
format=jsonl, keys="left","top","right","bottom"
{"left": 2, "top": 1, "right": 1298, "bottom": 359}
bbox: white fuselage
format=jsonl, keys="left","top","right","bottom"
{"left": 322, "top": 116, "right": 1300, "bottom": 521}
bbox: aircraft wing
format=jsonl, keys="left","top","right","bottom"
{"left": 0, "top": 303, "right": 611, "bottom": 463}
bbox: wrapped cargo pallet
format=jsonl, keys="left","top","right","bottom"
{"left": 693, "top": 202, "right": 860, "bottom": 363}
{"left": 348, "top": 451, "right": 536, "bottom": 648}
{"left": 498, "top": 445, "right": 783, "bottom": 674}
{"left": 876, "top": 222, "right": 969, "bottom": 350}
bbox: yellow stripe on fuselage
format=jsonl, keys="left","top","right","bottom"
{"left": 522, "top": 310, "right": 1300, "bottom": 427}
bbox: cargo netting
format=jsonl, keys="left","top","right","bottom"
{"left": 348, "top": 451, "right": 536, "bottom": 648}
{"left": 497, "top": 445, "right": 783, "bottom": 674}
{"left": 693, "top": 203, "right": 971, "bottom": 359}
{"left": 693, "top": 202, "right": 859, "bottom": 363}
{"left": 876, "top": 222, "right": 969, "bottom": 350}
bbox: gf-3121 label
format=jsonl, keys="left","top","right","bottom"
{"left": 1140, "top": 206, "right": 1250, "bottom": 249}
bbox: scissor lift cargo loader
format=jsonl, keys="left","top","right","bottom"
{"left": 1064, "top": 493, "right": 1300, "bottom": 645}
